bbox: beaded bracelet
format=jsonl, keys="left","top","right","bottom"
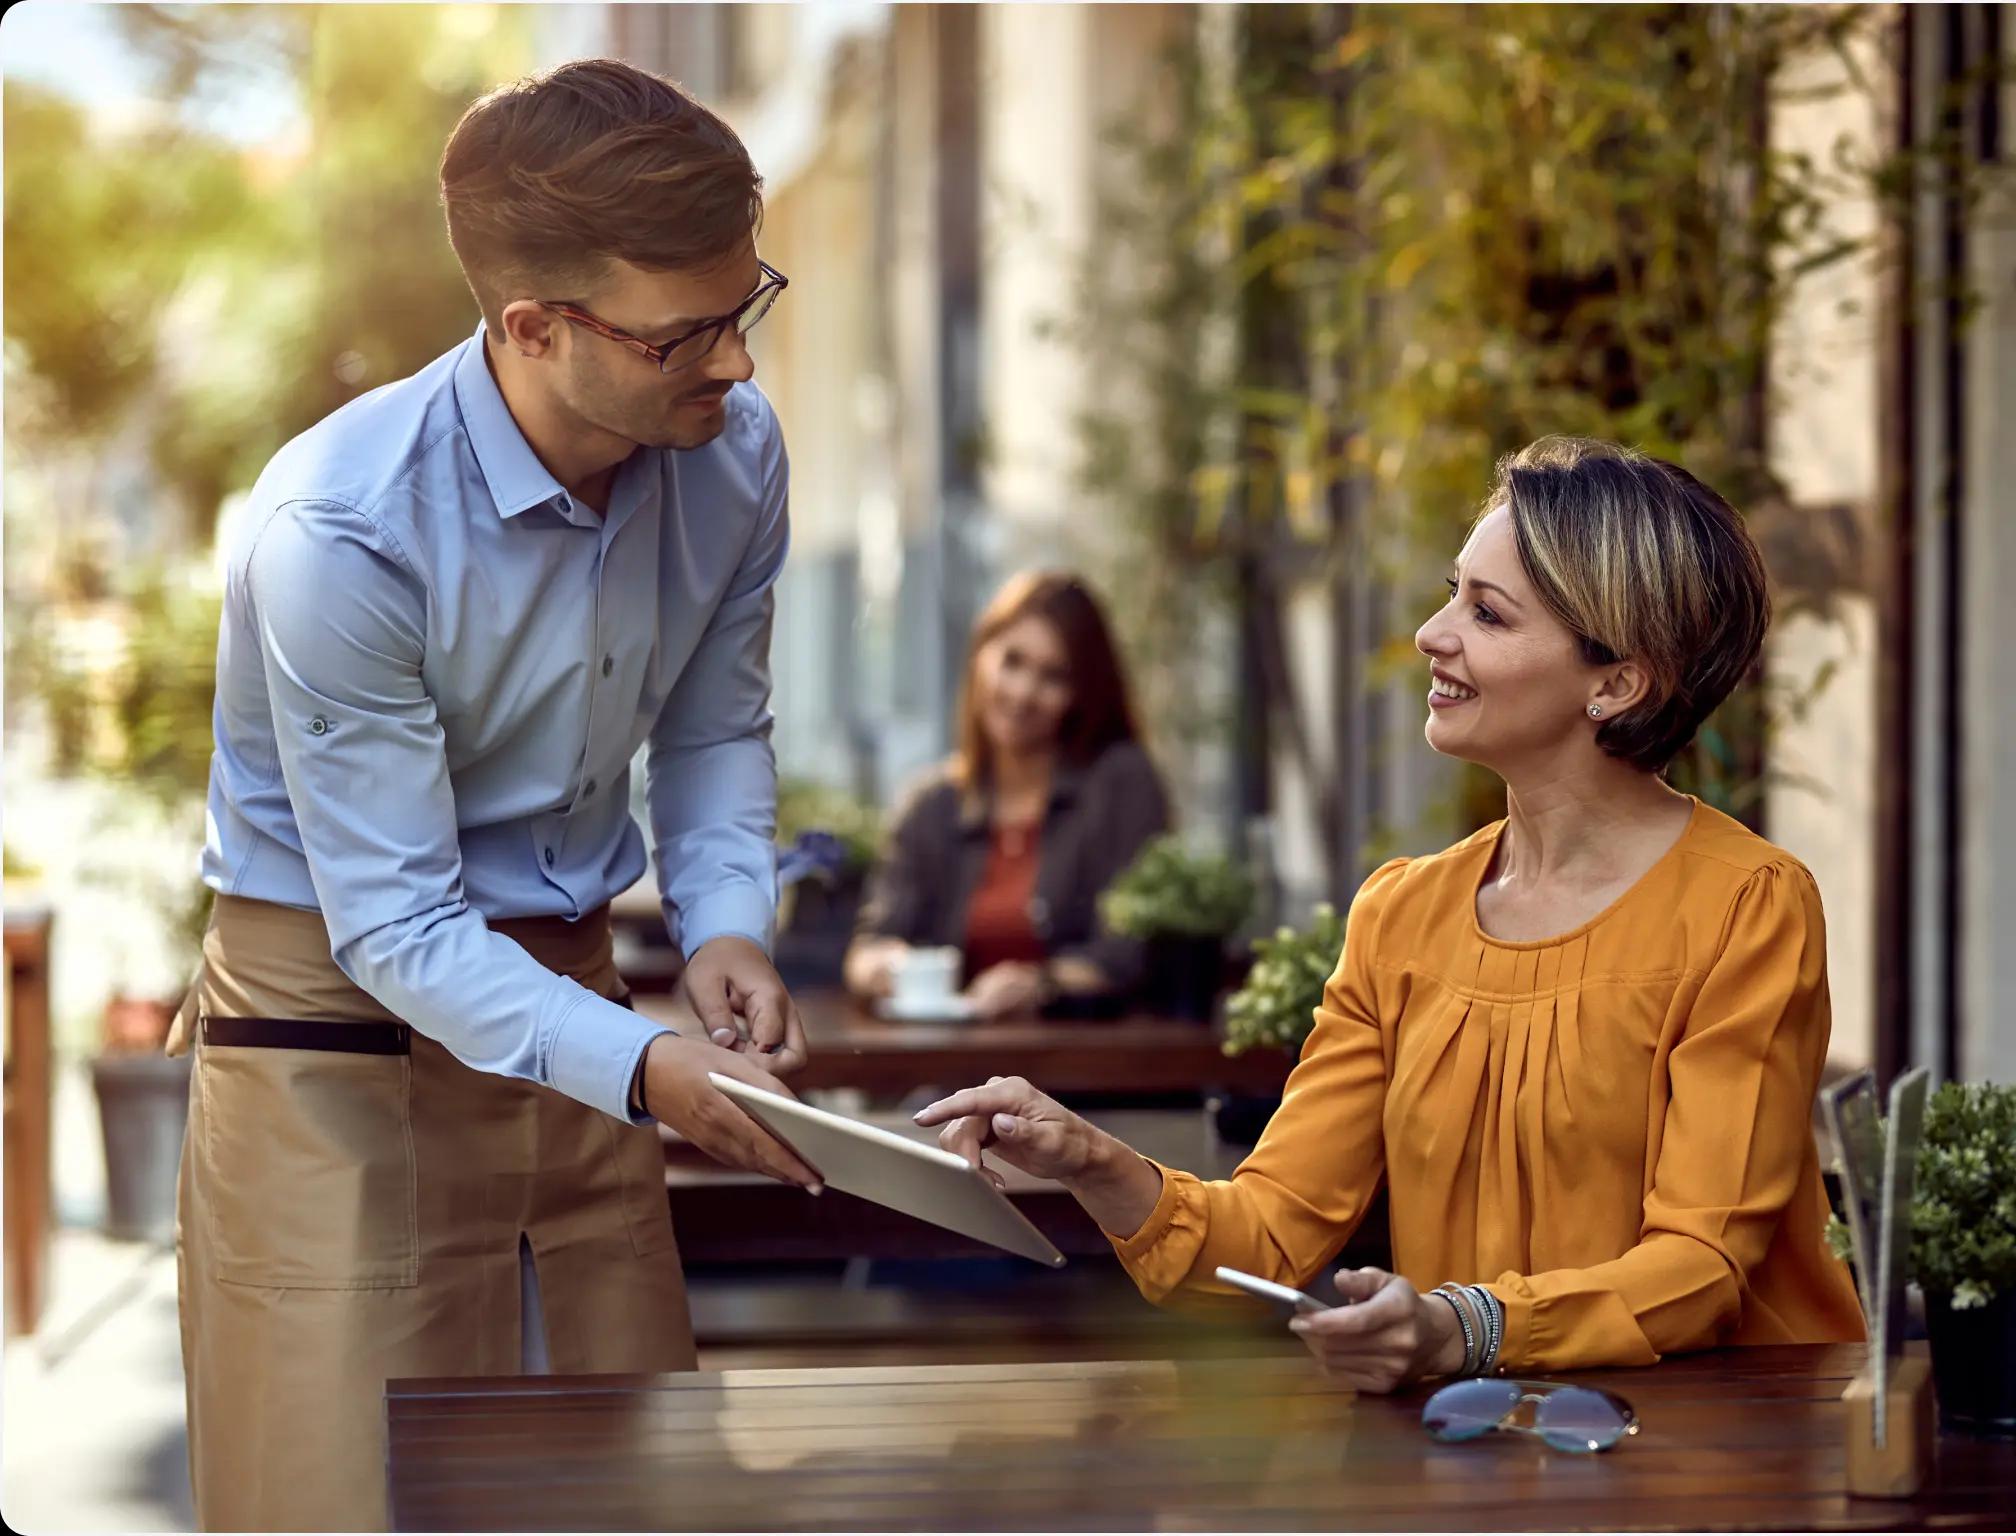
{"left": 1432, "top": 1284, "right": 1484, "bottom": 1376}
{"left": 1462, "top": 1284, "right": 1503, "bottom": 1374}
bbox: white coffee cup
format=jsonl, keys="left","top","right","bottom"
{"left": 889, "top": 946, "right": 962, "bottom": 1008}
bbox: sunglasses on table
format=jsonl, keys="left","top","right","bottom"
{"left": 1421, "top": 1378, "right": 1640, "bottom": 1454}
{"left": 537, "top": 260, "right": 788, "bottom": 374}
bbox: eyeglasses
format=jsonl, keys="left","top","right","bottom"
{"left": 1421, "top": 1379, "right": 1640, "bottom": 1454}
{"left": 537, "top": 260, "right": 788, "bottom": 374}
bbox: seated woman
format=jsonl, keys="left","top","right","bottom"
{"left": 845, "top": 571, "right": 1169, "bottom": 1019}
{"left": 917, "top": 438, "right": 1866, "bottom": 1388}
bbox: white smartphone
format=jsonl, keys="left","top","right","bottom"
{"left": 1214, "top": 1264, "right": 1329, "bottom": 1314}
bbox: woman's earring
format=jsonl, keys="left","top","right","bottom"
{"left": 1587, "top": 705, "right": 1603, "bottom": 719}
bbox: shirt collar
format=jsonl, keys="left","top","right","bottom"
{"left": 452, "top": 322, "right": 569, "bottom": 520}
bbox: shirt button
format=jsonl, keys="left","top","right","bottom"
{"left": 543, "top": 847, "right": 556, "bottom": 868}
{"left": 601, "top": 655, "right": 614, "bottom": 678}
{"left": 582, "top": 779, "right": 598, "bottom": 799}
{"left": 308, "top": 716, "right": 330, "bottom": 736}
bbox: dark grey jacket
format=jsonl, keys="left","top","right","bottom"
{"left": 855, "top": 740, "right": 1171, "bottom": 994}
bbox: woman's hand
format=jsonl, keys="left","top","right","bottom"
{"left": 961, "top": 961, "right": 1049, "bottom": 1019}
{"left": 843, "top": 937, "right": 909, "bottom": 1001}
{"left": 1288, "top": 1267, "right": 1468, "bottom": 1393}
{"left": 912, "top": 1075, "right": 1164, "bottom": 1236}
{"left": 913, "top": 1075, "right": 1097, "bottom": 1184}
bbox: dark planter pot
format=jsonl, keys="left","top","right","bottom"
{"left": 91, "top": 1050, "right": 192, "bottom": 1244}
{"left": 1146, "top": 935, "right": 1227, "bottom": 1023}
{"left": 774, "top": 876, "right": 865, "bottom": 992}
{"left": 1925, "top": 1288, "right": 2016, "bottom": 1438}
{"left": 1210, "top": 1091, "right": 1281, "bottom": 1146}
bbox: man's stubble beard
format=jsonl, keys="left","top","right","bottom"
{"left": 565, "top": 356, "right": 728, "bottom": 454}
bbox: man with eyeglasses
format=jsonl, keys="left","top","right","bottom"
{"left": 173, "top": 59, "right": 814, "bottom": 1531}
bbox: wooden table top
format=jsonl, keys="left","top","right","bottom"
{"left": 633, "top": 988, "right": 1295, "bottom": 1097}
{"left": 387, "top": 1344, "right": 2015, "bottom": 1531}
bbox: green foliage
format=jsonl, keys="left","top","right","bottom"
{"left": 4, "top": 7, "right": 533, "bottom": 541}
{"left": 776, "top": 777, "right": 882, "bottom": 875}
{"left": 1073, "top": 4, "right": 1948, "bottom": 854}
{"left": 2, "top": 84, "right": 262, "bottom": 444}
{"left": 1826, "top": 1081, "right": 2016, "bottom": 1310}
{"left": 111, "top": 574, "right": 226, "bottom": 811}
{"left": 1223, "top": 901, "right": 1345, "bottom": 1056}
{"left": 1100, "top": 834, "right": 1256, "bottom": 941}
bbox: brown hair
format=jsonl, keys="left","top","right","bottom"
{"left": 439, "top": 58, "right": 763, "bottom": 338}
{"left": 951, "top": 572, "right": 1144, "bottom": 790}
{"left": 1484, "top": 436, "right": 1771, "bottom": 773}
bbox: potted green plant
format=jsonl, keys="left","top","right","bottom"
{"left": 92, "top": 875, "right": 206, "bottom": 1243}
{"left": 1099, "top": 835, "right": 1256, "bottom": 1021}
{"left": 1223, "top": 902, "right": 1345, "bottom": 1056}
{"left": 1828, "top": 1080, "right": 2016, "bottom": 1437}
{"left": 1213, "top": 903, "right": 1345, "bottom": 1141}
{"left": 771, "top": 778, "right": 881, "bottom": 989}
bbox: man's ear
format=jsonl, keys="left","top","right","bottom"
{"left": 498, "top": 299, "right": 561, "bottom": 360}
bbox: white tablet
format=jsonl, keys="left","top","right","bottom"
{"left": 708, "top": 1073, "right": 1068, "bottom": 1268}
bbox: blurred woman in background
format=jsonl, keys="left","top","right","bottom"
{"left": 844, "top": 571, "right": 1168, "bottom": 1018}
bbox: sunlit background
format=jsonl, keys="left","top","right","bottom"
{"left": 3, "top": 3, "right": 2012, "bottom": 1528}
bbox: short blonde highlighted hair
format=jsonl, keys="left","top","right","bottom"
{"left": 1485, "top": 436, "right": 1771, "bottom": 773}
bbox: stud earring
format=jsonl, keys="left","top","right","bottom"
{"left": 1588, "top": 705, "right": 1603, "bottom": 719}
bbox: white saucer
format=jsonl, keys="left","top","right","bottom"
{"left": 875, "top": 995, "right": 979, "bottom": 1022}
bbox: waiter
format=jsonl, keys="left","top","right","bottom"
{"left": 172, "top": 58, "right": 821, "bottom": 1531}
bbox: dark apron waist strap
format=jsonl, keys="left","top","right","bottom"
{"left": 201, "top": 1018, "right": 411, "bottom": 1054}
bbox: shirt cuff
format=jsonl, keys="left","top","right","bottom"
{"left": 675, "top": 881, "right": 778, "bottom": 961}
{"left": 546, "top": 990, "right": 676, "bottom": 1124}
{"left": 1106, "top": 1157, "right": 1184, "bottom": 1254}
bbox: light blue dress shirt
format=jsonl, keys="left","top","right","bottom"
{"left": 201, "top": 322, "right": 787, "bottom": 1122}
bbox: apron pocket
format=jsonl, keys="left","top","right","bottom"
{"left": 197, "top": 1036, "right": 419, "bottom": 1289}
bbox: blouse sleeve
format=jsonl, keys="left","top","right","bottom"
{"left": 1108, "top": 856, "right": 1410, "bottom": 1307}
{"left": 1486, "top": 860, "right": 1837, "bottom": 1372}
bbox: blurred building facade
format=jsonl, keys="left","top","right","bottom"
{"left": 546, "top": 4, "right": 2016, "bottom": 1084}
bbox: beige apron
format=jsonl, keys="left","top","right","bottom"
{"left": 172, "top": 894, "right": 695, "bottom": 1532}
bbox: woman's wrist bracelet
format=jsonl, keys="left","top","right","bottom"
{"left": 1462, "top": 1284, "right": 1503, "bottom": 1375}
{"left": 1432, "top": 1284, "right": 1485, "bottom": 1375}
{"left": 1433, "top": 1288, "right": 1475, "bottom": 1374}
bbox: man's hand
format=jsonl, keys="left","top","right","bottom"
{"left": 680, "top": 934, "right": 808, "bottom": 1076}
{"left": 639, "top": 1032, "right": 823, "bottom": 1193}
{"left": 1287, "top": 1267, "right": 1468, "bottom": 1393}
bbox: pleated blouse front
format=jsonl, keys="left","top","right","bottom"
{"left": 1112, "top": 798, "right": 1866, "bottom": 1373}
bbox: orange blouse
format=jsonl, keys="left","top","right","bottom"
{"left": 1112, "top": 799, "right": 1866, "bottom": 1373}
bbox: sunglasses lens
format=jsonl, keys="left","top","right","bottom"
{"left": 1533, "top": 1387, "right": 1630, "bottom": 1453}
{"left": 1422, "top": 1379, "right": 1522, "bottom": 1442}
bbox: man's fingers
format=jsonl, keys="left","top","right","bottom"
{"left": 687, "top": 979, "right": 739, "bottom": 1041}
{"left": 769, "top": 997, "right": 810, "bottom": 1077}
{"left": 706, "top": 1050, "right": 800, "bottom": 1101}
{"left": 711, "top": 1105, "right": 821, "bottom": 1190}
{"left": 745, "top": 987, "right": 787, "bottom": 1055}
